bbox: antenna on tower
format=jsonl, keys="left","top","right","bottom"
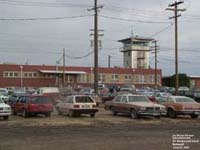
{"left": 131, "top": 25, "right": 134, "bottom": 38}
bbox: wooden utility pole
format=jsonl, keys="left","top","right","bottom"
{"left": 153, "top": 40, "right": 158, "bottom": 89}
{"left": 166, "top": 1, "right": 186, "bottom": 95}
{"left": 94, "top": 0, "right": 98, "bottom": 94}
{"left": 88, "top": 0, "right": 103, "bottom": 94}
{"left": 108, "top": 55, "right": 111, "bottom": 68}
{"left": 63, "top": 48, "right": 66, "bottom": 87}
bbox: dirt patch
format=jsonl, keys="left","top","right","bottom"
{"left": 0, "top": 108, "right": 199, "bottom": 150}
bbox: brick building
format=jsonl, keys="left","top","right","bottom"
{"left": 0, "top": 64, "right": 162, "bottom": 88}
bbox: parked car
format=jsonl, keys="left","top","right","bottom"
{"left": 104, "top": 93, "right": 166, "bottom": 119}
{"left": 33, "top": 87, "right": 63, "bottom": 104}
{"left": 139, "top": 91, "right": 156, "bottom": 103}
{"left": 56, "top": 95, "right": 98, "bottom": 117}
{"left": 153, "top": 92, "right": 172, "bottom": 102}
{"left": 13, "top": 95, "right": 53, "bottom": 117}
{"left": 0, "top": 95, "right": 9, "bottom": 104}
{"left": 79, "top": 87, "right": 95, "bottom": 95}
{"left": 8, "top": 93, "right": 29, "bottom": 111}
{"left": 0, "top": 88, "right": 8, "bottom": 96}
{"left": 157, "top": 96, "right": 200, "bottom": 118}
{"left": 0, "top": 98, "right": 11, "bottom": 120}
{"left": 120, "top": 84, "right": 136, "bottom": 93}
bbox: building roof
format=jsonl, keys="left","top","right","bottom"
{"left": 0, "top": 64, "right": 162, "bottom": 75}
{"left": 118, "top": 36, "right": 154, "bottom": 43}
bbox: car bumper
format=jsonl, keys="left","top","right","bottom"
{"left": 137, "top": 111, "right": 164, "bottom": 117}
{"left": 0, "top": 111, "right": 11, "bottom": 116}
{"left": 70, "top": 109, "right": 98, "bottom": 114}
{"left": 176, "top": 110, "right": 200, "bottom": 115}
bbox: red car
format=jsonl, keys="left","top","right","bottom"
{"left": 13, "top": 95, "right": 53, "bottom": 117}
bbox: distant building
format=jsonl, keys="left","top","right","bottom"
{"left": 119, "top": 36, "right": 154, "bottom": 69}
{"left": 0, "top": 64, "right": 162, "bottom": 88}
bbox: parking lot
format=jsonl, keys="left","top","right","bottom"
{"left": 0, "top": 108, "right": 199, "bottom": 150}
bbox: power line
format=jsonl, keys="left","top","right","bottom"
{"left": 100, "top": 15, "right": 171, "bottom": 24}
{"left": 150, "top": 23, "right": 174, "bottom": 37}
{"left": 0, "top": 15, "right": 92, "bottom": 21}
{"left": 0, "top": 0, "right": 91, "bottom": 8}
{"left": 65, "top": 51, "right": 94, "bottom": 59}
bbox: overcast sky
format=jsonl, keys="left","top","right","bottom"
{"left": 0, "top": 0, "right": 199, "bottom": 76}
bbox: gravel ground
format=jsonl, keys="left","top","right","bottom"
{"left": 0, "top": 108, "right": 199, "bottom": 150}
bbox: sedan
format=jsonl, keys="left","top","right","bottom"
{"left": 56, "top": 95, "right": 98, "bottom": 117}
{"left": 158, "top": 96, "right": 200, "bottom": 118}
{"left": 0, "top": 99, "right": 11, "bottom": 120}
{"left": 104, "top": 93, "right": 166, "bottom": 119}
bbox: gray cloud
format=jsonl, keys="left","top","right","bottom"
{"left": 0, "top": 0, "right": 199, "bottom": 76}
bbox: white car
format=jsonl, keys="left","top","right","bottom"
{"left": 0, "top": 99, "right": 11, "bottom": 120}
{"left": 0, "top": 95, "right": 9, "bottom": 104}
{"left": 56, "top": 95, "right": 98, "bottom": 117}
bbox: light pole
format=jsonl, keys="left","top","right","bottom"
{"left": 132, "top": 69, "right": 135, "bottom": 85}
{"left": 20, "top": 66, "right": 23, "bottom": 89}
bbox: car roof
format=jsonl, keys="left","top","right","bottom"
{"left": 117, "top": 93, "right": 143, "bottom": 96}
{"left": 69, "top": 95, "right": 91, "bottom": 97}
{"left": 169, "top": 96, "right": 188, "bottom": 98}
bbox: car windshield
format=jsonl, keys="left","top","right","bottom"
{"left": 160, "top": 93, "right": 171, "bottom": 97}
{"left": 75, "top": 96, "right": 94, "bottom": 103}
{"left": 175, "top": 97, "right": 195, "bottom": 103}
{"left": 31, "top": 97, "right": 51, "bottom": 104}
{"left": 141, "top": 92, "right": 153, "bottom": 97}
{"left": 0, "top": 89, "right": 6, "bottom": 93}
{"left": 128, "top": 96, "right": 150, "bottom": 102}
{"left": 0, "top": 99, "right": 4, "bottom": 103}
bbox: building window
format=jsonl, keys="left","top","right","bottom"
{"left": 157, "top": 75, "right": 161, "bottom": 84}
{"left": 28, "top": 73, "right": 33, "bottom": 78}
{"left": 33, "top": 73, "right": 38, "bottom": 77}
{"left": 23, "top": 73, "right": 28, "bottom": 77}
{"left": 149, "top": 75, "right": 154, "bottom": 84}
{"left": 77, "top": 74, "right": 86, "bottom": 83}
{"left": 98, "top": 74, "right": 106, "bottom": 83}
{"left": 138, "top": 75, "right": 144, "bottom": 84}
{"left": 9, "top": 72, "right": 13, "bottom": 77}
{"left": 124, "top": 75, "right": 131, "bottom": 81}
{"left": 112, "top": 74, "right": 119, "bottom": 81}
{"left": 14, "top": 72, "right": 19, "bottom": 77}
{"left": 3, "top": 72, "right": 8, "bottom": 77}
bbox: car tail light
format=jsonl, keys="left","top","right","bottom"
{"left": 74, "top": 105, "right": 80, "bottom": 108}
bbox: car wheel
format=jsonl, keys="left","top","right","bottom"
{"left": 12, "top": 109, "right": 17, "bottom": 115}
{"left": 167, "top": 108, "right": 177, "bottom": 118}
{"left": 190, "top": 114, "right": 198, "bottom": 119}
{"left": 90, "top": 113, "right": 95, "bottom": 118}
{"left": 45, "top": 112, "right": 51, "bottom": 117}
{"left": 22, "top": 110, "right": 29, "bottom": 118}
{"left": 154, "top": 115, "right": 161, "bottom": 119}
{"left": 110, "top": 107, "right": 117, "bottom": 116}
{"left": 3, "top": 116, "right": 9, "bottom": 120}
{"left": 130, "top": 109, "right": 138, "bottom": 119}
{"left": 68, "top": 110, "right": 74, "bottom": 117}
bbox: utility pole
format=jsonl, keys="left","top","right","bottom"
{"left": 88, "top": 0, "right": 103, "bottom": 94}
{"left": 108, "top": 55, "right": 111, "bottom": 68}
{"left": 63, "top": 48, "right": 66, "bottom": 87}
{"left": 152, "top": 40, "right": 158, "bottom": 89}
{"left": 166, "top": 1, "right": 186, "bottom": 95}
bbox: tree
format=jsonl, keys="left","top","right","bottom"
{"left": 170, "top": 73, "right": 190, "bottom": 87}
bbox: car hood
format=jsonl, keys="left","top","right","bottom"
{"left": 129, "top": 102, "right": 165, "bottom": 108}
{"left": 0, "top": 103, "right": 10, "bottom": 108}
